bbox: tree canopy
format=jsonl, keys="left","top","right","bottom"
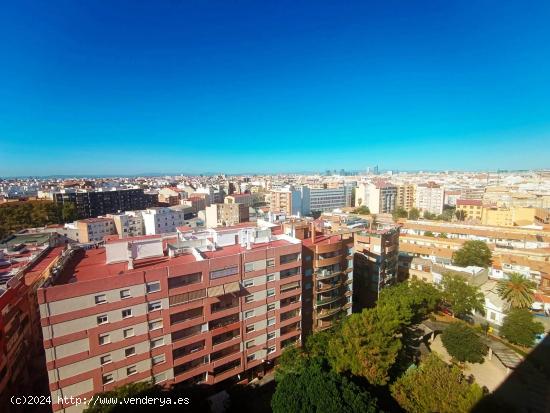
{"left": 392, "top": 206, "right": 408, "bottom": 220}
{"left": 452, "top": 240, "right": 492, "bottom": 267}
{"left": 0, "top": 200, "right": 73, "bottom": 239}
{"left": 500, "top": 308, "right": 545, "bottom": 347}
{"left": 441, "top": 274, "right": 485, "bottom": 318}
{"left": 271, "top": 358, "right": 378, "bottom": 413}
{"left": 390, "top": 353, "right": 484, "bottom": 413}
{"left": 328, "top": 307, "right": 402, "bottom": 385}
{"left": 353, "top": 205, "right": 370, "bottom": 215}
{"left": 408, "top": 207, "right": 420, "bottom": 220}
{"left": 497, "top": 273, "right": 536, "bottom": 309}
{"left": 441, "top": 322, "right": 488, "bottom": 363}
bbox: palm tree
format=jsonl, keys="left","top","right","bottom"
{"left": 497, "top": 273, "right": 536, "bottom": 309}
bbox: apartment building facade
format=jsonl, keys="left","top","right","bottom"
{"left": 38, "top": 225, "right": 303, "bottom": 412}
{"left": 204, "top": 203, "right": 250, "bottom": 228}
{"left": 75, "top": 218, "right": 116, "bottom": 243}
{"left": 353, "top": 226, "right": 400, "bottom": 310}
{"left": 415, "top": 183, "right": 444, "bottom": 215}
{"left": 355, "top": 181, "right": 397, "bottom": 214}
{"left": 0, "top": 234, "right": 64, "bottom": 411}
{"left": 142, "top": 207, "right": 187, "bottom": 235}
{"left": 456, "top": 199, "right": 483, "bottom": 222}
{"left": 396, "top": 184, "right": 415, "bottom": 211}
{"left": 53, "top": 189, "right": 155, "bottom": 219}
{"left": 108, "top": 211, "right": 145, "bottom": 238}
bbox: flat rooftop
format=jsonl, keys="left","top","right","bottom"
{"left": 54, "top": 233, "right": 299, "bottom": 285}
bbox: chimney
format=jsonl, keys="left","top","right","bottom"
{"left": 310, "top": 221, "right": 316, "bottom": 244}
{"left": 128, "top": 257, "right": 134, "bottom": 270}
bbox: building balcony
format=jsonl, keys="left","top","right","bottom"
{"left": 315, "top": 295, "right": 344, "bottom": 307}
{"left": 317, "top": 280, "right": 343, "bottom": 292}
{"left": 315, "top": 270, "right": 342, "bottom": 280}
{"left": 317, "top": 306, "right": 343, "bottom": 318}
{"left": 209, "top": 314, "right": 239, "bottom": 331}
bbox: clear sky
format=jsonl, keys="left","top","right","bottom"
{"left": 1, "top": 1, "right": 549, "bottom": 176}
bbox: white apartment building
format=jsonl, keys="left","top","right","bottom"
{"left": 142, "top": 207, "right": 187, "bottom": 235}
{"left": 355, "top": 181, "right": 397, "bottom": 214}
{"left": 108, "top": 211, "right": 145, "bottom": 238}
{"left": 302, "top": 186, "right": 352, "bottom": 214}
{"left": 415, "top": 183, "right": 444, "bottom": 215}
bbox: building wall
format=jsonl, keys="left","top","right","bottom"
{"left": 38, "top": 240, "right": 303, "bottom": 412}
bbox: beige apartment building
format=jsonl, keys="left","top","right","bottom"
{"left": 205, "top": 203, "right": 250, "bottom": 228}
{"left": 396, "top": 184, "right": 415, "bottom": 211}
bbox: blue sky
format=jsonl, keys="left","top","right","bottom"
{"left": 1, "top": 1, "right": 549, "bottom": 176}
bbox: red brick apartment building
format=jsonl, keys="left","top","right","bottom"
{"left": 0, "top": 233, "right": 65, "bottom": 411}
{"left": 38, "top": 224, "right": 303, "bottom": 412}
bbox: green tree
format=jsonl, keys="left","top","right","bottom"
{"left": 392, "top": 206, "right": 408, "bottom": 221}
{"left": 377, "top": 280, "right": 442, "bottom": 328}
{"left": 455, "top": 209, "right": 466, "bottom": 221}
{"left": 439, "top": 232, "right": 448, "bottom": 238}
{"left": 353, "top": 205, "right": 370, "bottom": 215}
{"left": 424, "top": 231, "right": 434, "bottom": 237}
{"left": 62, "top": 201, "right": 78, "bottom": 222}
{"left": 390, "top": 353, "right": 484, "bottom": 413}
{"left": 423, "top": 211, "right": 438, "bottom": 220}
{"left": 275, "top": 346, "right": 308, "bottom": 381}
{"left": 452, "top": 240, "right": 492, "bottom": 267}
{"left": 328, "top": 306, "right": 402, "bottom": 385}
{"left": 82, "top": 381, "right": 208, "bottom": 413}
{"left": 408, "top": 207, "right": 420, "bottom": 220}
{"left": 441, "top": 322, "right": 488, "bottom": 363}
{"left": 271, "top": 359, "right": 378, "bottom": 413}
{"left": 497, "top": 273, "right": 536, "bottom": 309}
{"left": 441, "top": 274, "right": 485, "bottom": 318}
{"left": 500, "top": 308, "right": 544, "bottom": 347}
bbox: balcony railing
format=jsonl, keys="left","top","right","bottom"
{"left": 316, "top": 295, "right": 343, "bottom": 306}
{"left": 209, "top": 314, "right": 239, "bottom": 330}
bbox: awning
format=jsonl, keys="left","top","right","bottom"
{"left": 208, "top": 285, "right": 225, "bottom": 297}
{"left": 281, "top": 281, "right": 300, "bottom": 292}
{"left": 224, "top": 282, "right": 240, "bottom": 294}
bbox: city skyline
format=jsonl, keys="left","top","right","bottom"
{"left": 1, "top": 1, "right": 550, "bottom": 176}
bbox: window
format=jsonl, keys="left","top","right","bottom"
{"left": 245, "top": 295, "right": 254, "bottom": 303}
{"left": 97, "top": 314, "right": 108, "bottom": 325}
{"left": 152, "top": 354, "right": 166, "bottom": 365}
{"left": 149, "top": 320, "right": 162, "bottom": 331}
{"left": 99, "top": 334, "right": 110, "bottom": 345}
{"left": 266, "top": 288, "right": 275, "bottom": 297}
{"left": 127, "top": 366, "right": 137, "bottom": 376}
{"left": 154, "top": 373, "right": 167, "bottom": 384}
{"left": 246, "top": 340, "right": 255, "bottom": 349}
{"left": 120, "top": 289, "right": 131, "bottom": 299}
{"left": 305, "top": 282, "right": 312, "bottom": 290}
{"left": 246, "top": 324, "right": 255, "bottom": 333}
{"left": 102, "top": 374, "right": 114, "bottom": 385}
{"left": 267, "top": 303, "right": 276, "bottom": 311}
{"left": 244, "top": 310, "right": 254, "bottom": 319}
{"left": 244, "top": 262, "right": 254, "bottom": 272}
{"left": 122, "top": 309, "right": 132, "bottom": 319}
{"left": 266, "top": 274, "right": 275, "bottom": 282}
{"left": 146, "top": 281, "right": 161, "bottom": 294}
{"left": 100, "top": 355, "right": 111, "bottom": 365}
{"left": 95, "top": 294, "right": 107, "bottom": 304}
{"left": 125, "top": 347, "right": 136, "bottom": 357}
{"left": 266, "top": 259, "right": 275, "bottom": 268}
{"left": 267, "top": 346, "right": 276, "bottom": 355}
{"left": 247, "top": 354, "right": 256, "bottom": 362}
{"left": 210, "top": 266, "right": 238, "bottom": 280}
{"left": 267, "top": 332, "right": 276, "bottom": 340}
{"left": 123, "top": 328, "right": 134, "bottom": 338}
{"left": 151, "top": 338, "right": 164, "bottom": 349}
{"left": 148, "top": 301, "right": 162, "bottom": 312}
{"left": 243, "top": 279, "right": 254, "bottom": 288}
{"left": 168, "top": 272, "right": 202, "bottom": 289}
{"left": 267, "top": 317, "right": 275, "bottom": 326}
